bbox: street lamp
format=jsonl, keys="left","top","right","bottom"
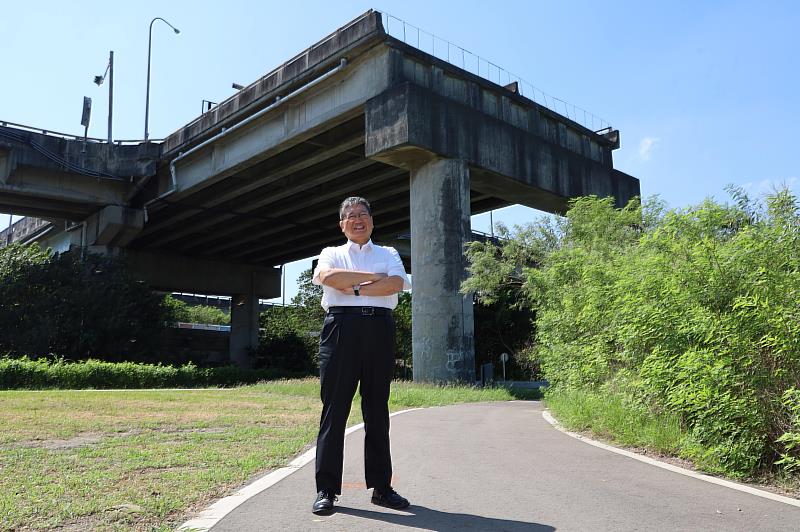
{"left": 94, "top": 51, "right": 114, "bottom": 143}
{"left": 144, "top": 17, "right": 180, "bottom": 142}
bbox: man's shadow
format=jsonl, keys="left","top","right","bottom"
{"left": 335, "top": 505, "right": 555, "bottom": 531}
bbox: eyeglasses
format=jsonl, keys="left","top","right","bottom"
{"left": 343, "top": 212, "right": 371, "bottom": 221}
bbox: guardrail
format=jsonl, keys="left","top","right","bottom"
{"left": 0, "top": 120, "right": 162, "bottom": 145}
{"left": 378, "top": 10, "right": 612, "bottom": 133}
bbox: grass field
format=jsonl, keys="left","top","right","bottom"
{"left": 0, "top": 379, "right": 533, "bottom": 531}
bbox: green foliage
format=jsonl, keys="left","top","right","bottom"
{"left": 259, "top": 306, "right": 317, "bottom": 374}
{"left": 0, "top": 356, "right": 298, "bottom": 389}
{"left": 0, "top": 245, "right": 168, "bottom": 361}
{"left": 162, "top": 295, "right": 230, "bottom": 325}
{"left": 464, "top": 189, "right": 800, "bottom": 477}
{"left": 545, "top": 387, "right": 685, "bottom": 453}
{"left": 394, "top": 292, "right": 412, "bottom": 378}
{"left": 776, "top": 388, "right": 800, "bottom": 473}
{"left": 257, "top": 268, "right": 323, "bottom": 374}
{"left": 473, "top": 296, "right": 538, "bottom": 381}
{"left": 162, "top": 294, "right": 190, "bottom": 322}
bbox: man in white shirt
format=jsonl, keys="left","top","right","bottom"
{"left": 310, "top": 196, "right": 411, "bottom": 515}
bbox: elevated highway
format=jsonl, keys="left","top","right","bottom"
{"left": 0, "top": 10, "right": 639, "bottom": 380}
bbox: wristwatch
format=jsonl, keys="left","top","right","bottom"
{"left": 353, "top": 285, "right": 360, "bottom": 297}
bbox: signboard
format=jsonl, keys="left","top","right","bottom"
{"left": 81, "top": 97, "right": 92, "bottom": 127}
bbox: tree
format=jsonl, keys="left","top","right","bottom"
{"left": 394, "top": 292, "right": 412, "bottom": 379}
{"left": 0, "top": 245, "right": 169, "bottom": 361}
{"left": 257, "top": 268, "right": 322, "bottom": 373}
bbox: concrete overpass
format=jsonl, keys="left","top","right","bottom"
{"left": 0, "top": 9, "right": 639, "bottom": 382}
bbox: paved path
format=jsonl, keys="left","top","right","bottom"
{"left": 208, "top": 401, "right": 800, "bottom": 531}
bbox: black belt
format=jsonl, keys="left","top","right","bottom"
{"left": 328, "top": 306, "right": 392, "bottom": 316}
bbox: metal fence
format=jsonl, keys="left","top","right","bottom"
{"left": 0, "top": 120, "right": 159, "bottom": 145}
{"left": 379, "top": 11, "right": 612, "bottom": 132}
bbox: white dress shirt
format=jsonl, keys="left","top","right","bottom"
{"left": 312, "top": 239, "right": 411, "bottom": 311}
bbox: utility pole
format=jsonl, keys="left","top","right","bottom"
{"left": 107, "top": 51, "right": 114, "bottom": 143}
{"left": 94, "top": 51, "right": 114, "bottom": 143}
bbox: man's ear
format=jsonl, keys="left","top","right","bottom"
{"left": 339, "top": 219, "right": 346, "bottom": 233}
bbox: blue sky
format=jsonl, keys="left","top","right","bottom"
{"left": 2, "top": 0, "right": 798, "bottom": 301}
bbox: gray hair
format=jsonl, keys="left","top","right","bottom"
{"left": 339, "top": 196, "right": 372, "bottom": 220}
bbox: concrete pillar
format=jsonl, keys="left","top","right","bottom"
{"left": 410, "top": 158, "right": 475, "bottom": 383}
{"left": 230, "top": 275, "right": 260, "bottom": 368}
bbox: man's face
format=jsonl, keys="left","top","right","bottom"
{"left": 339, "top": 203, "right": 373, "bottom": 244}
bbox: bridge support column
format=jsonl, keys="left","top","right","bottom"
{"left": 410, "top": 158, "right": 475, "bottom": 383}
{"left": 230, "top": 277, "right": 260, "bottom": 368}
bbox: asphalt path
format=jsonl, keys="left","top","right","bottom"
{"left": 207, "top": 401, "right": 800, "bottom": 531}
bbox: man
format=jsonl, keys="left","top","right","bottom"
{"left": 310, "top": 196, "right": 411, "bottom": 515}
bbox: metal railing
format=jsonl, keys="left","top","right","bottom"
{"left": 378, "top": 11, "right": 611, "bottom": 132}
{"left": 0, "top": 120, "right": 161, "bottom": 145}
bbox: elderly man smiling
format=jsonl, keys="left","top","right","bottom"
{"left": 310, "top": 196, "right": 411, "bottom": 515}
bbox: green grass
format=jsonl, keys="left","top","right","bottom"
{"left": 544, "top": 387, "right": 686, "bottom": 456}
{"left": 0, "top": 378, "right": 530, "bottom": 531}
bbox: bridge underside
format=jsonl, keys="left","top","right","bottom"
{"left": 1, "top": 10, "right": 639, "bottom": 380}
{"left": 132, "top": 115, "right": 509, "bottom": 269}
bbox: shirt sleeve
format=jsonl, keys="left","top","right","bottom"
{"left": 312, "top": 247, "right": 336, "bottom": 286}
{"left": 386, "top": 246, "right": 411, "bottom": 290}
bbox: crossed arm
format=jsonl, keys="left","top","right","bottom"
{"left": 317, "top": 268, "right": 404, "bottom": 296}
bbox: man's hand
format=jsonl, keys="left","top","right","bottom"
{"left": 320, "top": 269, "right": 387, "bottom": 289}
{"left": 352, "top": 276, "right": 404, "bottom": 296}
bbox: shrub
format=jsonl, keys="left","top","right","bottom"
{"left": 0, "top": 356, "right": 300, "bottom": 389}
{"left": 464, "top": 189, "right": 800, "bottom": 477}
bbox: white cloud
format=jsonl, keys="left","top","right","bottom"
{"left": 740, "top": 176, "right": 799, "bottom": 195}
{"left": 638, "top": 136, "right": 660, "bottom": 161}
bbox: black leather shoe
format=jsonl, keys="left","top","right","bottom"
{"left": 371, "top": 487, "right": 410, "bottom": 509}
{"left": 312, "top": 490, "right": 337, "bottom": 515}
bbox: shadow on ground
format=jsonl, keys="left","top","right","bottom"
{"left": 335, "top": 505, "right": 555, "bottom": 531}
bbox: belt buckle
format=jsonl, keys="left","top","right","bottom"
{"left": 361, "top": 307, "right": 374, "bottom": 316}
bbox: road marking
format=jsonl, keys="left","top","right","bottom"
{"left": 178, "top": 408, "right": 423, "bottom": 531}
{"left": 542, "top": 410, "right": 800, "bottom": 508}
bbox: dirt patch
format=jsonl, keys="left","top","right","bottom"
{"left": 6, "top": 427, "right": 229, "bottom": 451}
{"left": 12, "top": 432, "right": 105, "bottom": 450}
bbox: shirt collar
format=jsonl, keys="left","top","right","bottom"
{"left": 346, "top": 239, "right": 373, "bottom": 252}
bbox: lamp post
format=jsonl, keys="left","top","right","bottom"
{"left": 144, "top": 17, "right": 180, "bottom": 142}
{"left": 94, "top": 50, "right": 114, "bottom": 143}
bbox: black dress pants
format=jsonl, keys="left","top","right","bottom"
{"left": 315, "top": 310, "right": 395, "bottom": 494}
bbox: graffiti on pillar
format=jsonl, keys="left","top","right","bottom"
{"left": 445, "top": 349, "right": 464, "bottom": 372}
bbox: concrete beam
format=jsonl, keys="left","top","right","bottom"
{"left": 0, "top": 166, "right": 130, "bottom": 210}
{"left": 0, "top": 126, "right": 159, "bottom": 179}
{"left": 162, "top": 10, "right": 386, "bottom": 154}
{"left": 365, "top": 82, "right": 640, "bottom": 212}
{"left": 84, "top": 206, "right": 144, "bottom": 247}
{"left": 117, "top": 248, "right": 280, "bottom": 298}
{"left": 157, "top": 47, "right": 398, "bottom": 207}
{"left": 0, "top": 147, "right": 16, "bottom": 183}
